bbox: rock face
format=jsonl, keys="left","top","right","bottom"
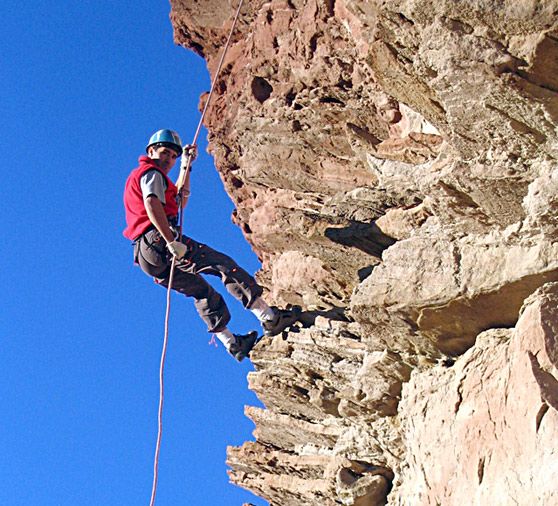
{"left": 170, "top": 1, "right": 558, "bottom": 504}
{"left": 396, "top": 285, "right": 558, "bottom": 505}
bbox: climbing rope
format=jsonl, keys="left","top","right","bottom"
{"left": 149, "top": 256, "right": 176, "bottom": 506}
{"left": 175, "top": 0, "right": 246, "bottom": 195}
{"left": 149, "top": 1, "right": 246, "bottom": 505}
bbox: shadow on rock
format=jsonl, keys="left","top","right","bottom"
{"left": 296, "top": 306, "right": 350, "bottom": 329}
{"left": 325, "top": 221, "right": 396, "bottom": 258}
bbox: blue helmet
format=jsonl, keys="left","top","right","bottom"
{"left": 146, "top": 129, "right": 183, "bottom": 155}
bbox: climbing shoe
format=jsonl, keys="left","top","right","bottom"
{"left": 262, "top": 306, "right": 302, "bottom": 337}
{"left": 228, "top": 331, "right": 259, "bottom": 362}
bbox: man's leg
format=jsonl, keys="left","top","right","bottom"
{"left": 159, "top": 270, "right": 258, "bottom": 360}
{"left": 179, "top": 237, "right": 263, "bottom": 309}
{"left": 135, "top": 229, "right": 257, "bottom": 361}
{"left": 179, "top": 236, "right": 301, "bottom": 337}
{"left": 136, "top": 229, "right": 231, "bottom": 332}
{"left": 157, "top": 270, "right": 231, "bottom": 333}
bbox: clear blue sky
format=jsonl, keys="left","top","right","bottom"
{"left": 2, "top": 1, "right": 267, "bottom": 504}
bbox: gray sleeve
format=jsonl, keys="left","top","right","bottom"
{"left": 140, "top": 170, "right": 167, "bottom": 205}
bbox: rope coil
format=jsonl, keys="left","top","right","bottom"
{"left": 149, "top": 1, "right": 245, "bottom": 504}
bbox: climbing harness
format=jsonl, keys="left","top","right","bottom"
{"left": 149, "top": 1, "right": 246, "bottom": 505}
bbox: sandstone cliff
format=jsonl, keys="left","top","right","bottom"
{"left": 170, "top": 1, "right": 558, "bottom": 504}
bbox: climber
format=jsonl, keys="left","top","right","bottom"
{"left": 123, "top": 129, "right": 300, "bottom": 361}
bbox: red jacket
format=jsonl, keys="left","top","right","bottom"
{"left": 123, "top": 156, "right": 179, "bottom": 240}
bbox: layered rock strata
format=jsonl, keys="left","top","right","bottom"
{"left": 170, "top": 1, "right": 558, "bottom": 504}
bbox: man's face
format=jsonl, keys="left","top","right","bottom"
{"left": 148, "top": 145, "right": 180, "bottom": 174}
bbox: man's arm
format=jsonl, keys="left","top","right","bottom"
{"left": 145, "top": 196, "right": 175, "bottom": 244}
{"left": 140, "top": 170, "right": 175, "bottom": 243}
{"left": 176, "top": 144, "right": 197, "bottom": 208}
{"left": 145, "top": 196, "right": 186, "bottom": 259}
{"left": 177, "top": 168, "right": 191, "bottom": 209}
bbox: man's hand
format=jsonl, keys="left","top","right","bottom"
{"left": 167, "top": 240, "right": 188, "bottom": 260}
{"left": 183, "top": 144, "right": 197, "bottom": 161}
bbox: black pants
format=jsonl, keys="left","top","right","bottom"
{"left": 134, "top": 228, "right": 263, "bottom": 332}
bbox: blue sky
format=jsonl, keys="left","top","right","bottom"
{"left": 2, "top": 1, "right": 267, "bottom": 504}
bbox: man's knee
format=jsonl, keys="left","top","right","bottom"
{"left": 172, "top": 273, "right": 212, "bottom": 299}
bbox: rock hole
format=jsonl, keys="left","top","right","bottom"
{"left": 251, "top": 77, "right": 273, "bottom": 103}
{"left": 338, "top": 467, "right": 361, "bottom": 486}
{"left": 309, "top": 33, "right": 320, "bottom": 54}
{"left": 285, "top": 89, "right": 297, "bottom": 106}
{"left": 266, "top": 9, "right": 273, "bottom": 23}
{"left": 346, "top": 122, "right": 381, "bottom": 146}
{"left": 217, "top": 79, "right": 227, "bottom": 94}
{"left": 536, "top": 403, "right": 549, "bottom": 432}
{"left": 336, "top": 78, "right": 353, "bottom": 90}
{"left": 292, "top": 120, "right": 302, "bottom": 132}
{"left": 189, "top": 41, "right": 204, "bottom": 56}
{"left": 339, "top": 330, "right": 360, "bottom": 340}
{"left": 477, "top": 457, "right": 485, "bottom": 484}
{"left": 454, "top": 385, "right": 463, "bottom": 414}
{"left": 307, "top": 370, "right": 324, "bottom": 381}
{"left": 325, "top": 0, "right": 335, "bottom": 18}
{"left": 442, "top": 358, "right": 455, "bottom": 367}
{"left": 430, "top": 98, "right": 446, "bottom": 115}
{"left": 357, "top": 265, "right": 374, "bottom": 281}
{"left": 397, "top": 12, "right": 414, "bottom": 25}
{"left": 230, "top": 176, "right": 244, "bottom": 189}
{"left": 293, "top": 385, "right": 310, "bottom": 398}
{"left": 319, "top": 96, "right": 345, "bottom": 106}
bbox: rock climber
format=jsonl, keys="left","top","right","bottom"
{"left": 123, "top": 129, "right": 299, "bottom": 361}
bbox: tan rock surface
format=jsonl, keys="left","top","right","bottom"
{"left": 169, "top": 1, "right": 558, "bottom": 504}
{"left": 394, "top": 283, "right": 558, "bottom": 505}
